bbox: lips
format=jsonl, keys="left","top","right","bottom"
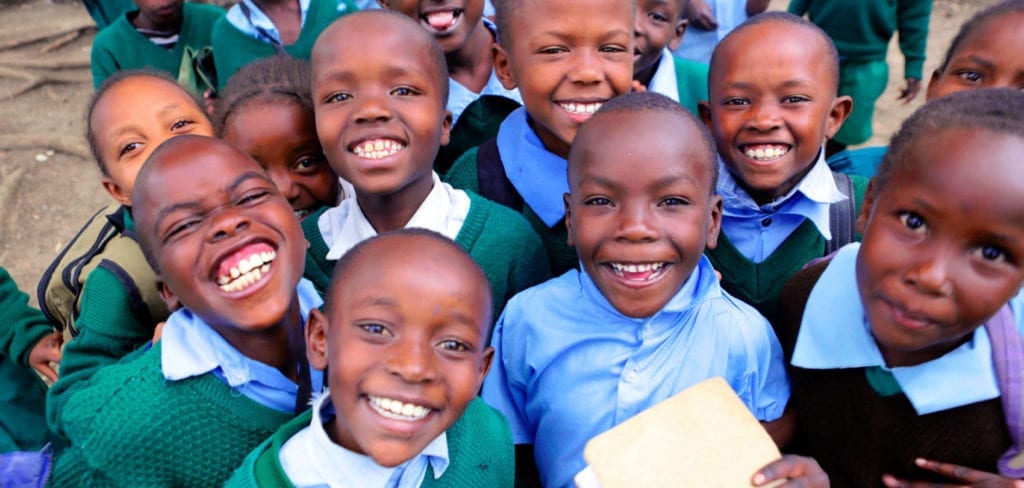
{"left": 879, "top": 295, "right": 941, "bottom": 331}
{"left": 604, "top": 261, "right": 670, "bottom": 287}
{"left": 420, "top": 8, "right": 463, "bottom": 33}
{"left": 213, "top": 241, "right": 277, "bottom": 294}
{"left": 348, "top": 137, "right": 406, "bottom": 161}
{"left": 739, "top": 143, "right": 792, "bottom": 162}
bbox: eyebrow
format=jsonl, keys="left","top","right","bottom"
{"left": 961, "top": 54, "right": 995, "bottom": 71}
{"left": 722, "top": 78, "right": 814, "bottom": 91}
{"left": 152, "top": 171, "right": 269, "bottom": 230}
{"left": 579, "top": 172, "right": 696, "bottom": 190}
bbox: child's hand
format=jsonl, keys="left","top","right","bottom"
{"left": 752, "top": 455, "right": 830, "bottom": 487}
{"left": 882, "top": 458, "right": 1024, "bottom": 487}
{"left": 687, "top": 0, "right": 718, "bottom": 30}
{"left": 897, "top": 77, "right": 922, "bottom": 105}
{"left": 630, "top": 80, "right": 648, "bottom": 93}
{"left": 152, "top": 321, "right": 166, "bottom": 343}
{"left": 28, "top": 331, "right": 62, "bottom": 382}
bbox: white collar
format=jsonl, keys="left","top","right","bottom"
{"left": 648, "top": 49, "right": 680, "bottom": 103}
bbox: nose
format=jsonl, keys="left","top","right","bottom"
{"left": 903, "top": 248, "right": 954, "bottom": 297}
{"left": 615, "top": 202, "right": 658, "bottom": 242}
{"left": 384, "top": 338, "right": 436, "bottom": 384}
{"left": 746, "top": 102, "right": 781, "bottom": 132}
{"left": 568, "top": 49, "right": 602, "bottom": 85}
{"left": 267, "top": 168, "right": 300, "bottom": 204}
{"left": 207, "top": 207, "right": 250, "bottom": 242}
{"left": 634, "top": 15, "right": 645, "bottom": 37}
{"left": 354, "top": 93, "right": 393, "bottom": 124}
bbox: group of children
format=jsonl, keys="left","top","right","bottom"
{"left": 1, "top": 0, "right": 1023, "bottom": 486}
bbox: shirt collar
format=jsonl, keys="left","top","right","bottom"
{"left": 231, "top": 0, "right": 310, "bottom": 44}
{"left": 791, "top": 243, "right": 1000, "bottom": 415}
{"left": 497, "top": 107, "right": 569, "bottom": 227}
{"left": 648, "top": 49, "right": 679, "bottom": 103}
{"left": 321, "top": 172, "right": 470, "bottom": 260}
{"left": 578, "top": 255, "right": 722, "bottom": 322}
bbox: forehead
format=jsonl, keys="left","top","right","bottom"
{"left": 713, "top": 22, "right": 830, "bottom": 81}
{"left": 140, "top": 141, "right": 265, "bottom": 202}
{"left": 93, "top": 76, "right": 197, "bottom": 123}
{"left": 956, "top": 12, "right": 1024, "bottom": 56}
{"left": 313, "top": 16, "right": 441, "bottom": 84}
{"left": 509, "top": 0, "right": 633, "bottom": 35}
{"left": 639, "top": 0, "right": 682, "bottom": 13}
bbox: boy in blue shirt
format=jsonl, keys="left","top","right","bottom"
{"left": 481, "top": 92, "right": 791, "bottom": 488}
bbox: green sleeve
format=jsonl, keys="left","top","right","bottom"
{"left": 89, "top": 36, "right": 119, "bottom": 89}
{"left": 897, "top": 0, "right": 933, "bottom": 80}
{"left": 444, "top": 147, "right": 481, "bottom": 192}
{"left": 787, "top": 0, "right": 810, "bottom": 15}
{"left": 0, "top": 267, "right": 53, "bottom": 367}
{"left": 503, "top": 223, "right": 551, "bottom": 309}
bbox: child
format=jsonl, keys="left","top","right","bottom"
{"left": 777, "top": 88, "right": 1024, "bottom": 487}
{"left": 45, "top": 70, "right": 216, "bottom": 437}
{"left": 216, "top": 55, "right": 343, "bottom": 221}
{"left": 49, "top": 135, "right": 324, "bottom": 486}
{"left": 210, "top": 0, "right": 357, "bottom": 91}
{"left": 444, "top": 0, "right": 635, "bottom": 275}
{"left": 90, "top": 0, "right": 223, "bottom": 90}
{"left": 634, "top": 0, "right": 709, "bottom": 116}
{"left": 672, "top": 0, "right": 770, "bottom": 64}
{"left": 481, "top": 92, "right": 791, "bottom": 488}
{"left": 226, "top": 229, "right": 514, "bottom": 487}
{"left": 698, "top": 12, "right": 865, "bottom": 328}
{"left": 304, "top": 10, "right": 550, "bottom": 318}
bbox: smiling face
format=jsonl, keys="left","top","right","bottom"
{"left": 927, "top": 12, "right": 1024, "bottom": 101}
{"left": 90, "top": 75, "right": 213, "bottom": 206}
{"left": 307, "top": 233, "right": 493, "bottom": 467}
{"left": 131, "top": 0, "right": 184, "bottom": 30}
{"left": 701, "top": 21, "right": 850, "bottom": 204}
{"left": 312, "top": 13, "right": 451, "bottom": 204}
{"left": 634, "top": 0, "right": 685, "bottom": 83}
{"left": 222, "top": 100, "right": 339, "bottom": 221}
{"left": 494, "top": 0, "right": 634, "bottom": 158}
{"left": 379, "top": 0, "right": 485, "bottom": 55}
{"left": 856, "top": 127, "right": 1024, "bottom": 367}
{"left": 566, "top": 109, "right": 721, "bottom": 318}
{"left": 133, "top": 136, "right": 306, "bottom": 339}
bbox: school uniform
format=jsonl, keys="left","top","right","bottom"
{"left": 826, "top": 145, "right": 888, "bottom": 179}
{"left": 447, "top": 19, "right": 522, "bottom": 126}
{"left": 646, "top": 48, "right": 709, "bottom": 117}
{"left": 481, "top": 256, "right": 790, "bottom": 488}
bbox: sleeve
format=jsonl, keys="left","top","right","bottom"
{"left": 0, "top": 267, "right": 54, "bottom": 367}
{"left": 480, "top": 309, "right": 534, "bottom": 444}
{"left": 89, "top": 32, "right": 119, "bottom": 89}
{"left": 443, "top": 147, "right": 481, "bottom": 192}
{"left": 749, "top": 315, "right": 791, "bottom": 422}
{"left": 504, "top": 222, "right": 551, "bottom": 308}
{"left": 896, "top": 0, "right": 933, "bottom": 80}
{"left": 787, "top": 0, "right": 810, "bottom": 16}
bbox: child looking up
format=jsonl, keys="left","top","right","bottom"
{"left": 50, "top": 135, "right": 324, "bottom": 486}
{"left": 304, "top": 10, "right": 549, "bottom": 318}
{"left": 699, "top": 12, "right": 865, "bottom": 328}
{"left": 482, "top": 92, "right": 791, "bottom": 488}
{"left": 227, "top": 229, "right": 513, "bottom": 487}
{"left": 778, "top": 88, "right": 1024, "bottom": 487}
{"left": 217, "top": 55, "right": 343, "bottom": 222}
{"left": 445, "top": 0, "right": 635, "bottom": 275}
{"left": 634, "top": 0, "right": 709, "bottom": 116}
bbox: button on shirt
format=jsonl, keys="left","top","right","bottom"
{"left": 718, "top": 150, "right": 848, "bottom": 263}
{"left": 481, "top": 256, "right": 790, "bottom": 488}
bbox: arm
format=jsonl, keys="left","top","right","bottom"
{"left": 895, "top": 0, "right": 934, "bottom": 103}
{"left": 753, "top": 455, "right": 830, "bottom": 487}
{"left": 89, "top": 35, "right": 119, "bottom": 90}
{"left": 882, "top": 458, "right": 1024, "bottom": 487}
{"left": 687, "top": 0, "right": 719, "bottom": 31}
{"left": 787, "top": 0, "right": 810, "bottom": 16}
{"left": 0, "top": 267, "right": 59, "bottom": 379}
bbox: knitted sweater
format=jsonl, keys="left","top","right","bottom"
{"left": 303, "top": 192, "right": 551, "bottom": 321}
{"left": 673, "top": 55, "right": 709, "bottom": 117}
{"left": 225, "top": 398, "right": 514, "bottom": 487}
{"left": 90, "top": 3, "right": 224, "bottom": 88}
{"left": 788, "top": 0, "right": 933, "bottom": 80}
{"left": 210, "top": 0, "right": 354, "bottom": 90}
{"left": 49, "top": 341, "right": 296, "bottom": 487}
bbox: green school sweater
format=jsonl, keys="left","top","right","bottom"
{"left": 49, "top": 341, "right": 296, "bottom": 487}
{"left": 210, "top": 0, "right": 356, "bottom": 90}
{"left": 302, "top": 192, "right": 552, "bottom": 321}
{"left": 90, "top": 3, "right": 225, "bottom": 88}
{"left": 673, "top": 55, "right": 709, "bottom": 117}
{"left": 788, "top": 0, "right": 932, "bottom": 79}
{"left": 0, "top": 267, "right": 54, "bottom": 453}
{"left": 224, "top": 398, "right": 514, "bottom": 487}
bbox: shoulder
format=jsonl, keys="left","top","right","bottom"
{"left": 442, "top": 398, "right": 514, "bottom": 486}
{"left": 777, "top": 258, "right": 830, "bottom": 358}
{"left": 502, "top": 272, "right": 578, "bottom": 323}
{"left": 184, "top": 2, "right": 225, "bottom": 21}
{"left": 444, "top": 147, "right": 482, "bottom": 192}
{"left": 673, "top": 56, "right": 709, "bottom": 78}
{"left": 463, "top": 193, "right": 537, "bottom": 241}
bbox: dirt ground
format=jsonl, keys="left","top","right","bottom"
{"left": 0, "top": 0, "right": 1002, "bottom": 304}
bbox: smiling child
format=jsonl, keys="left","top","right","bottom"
{"left": 633, "top": 0, "right": 709, "bottom": 116}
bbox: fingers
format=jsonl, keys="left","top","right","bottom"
{"left": 33, "top": 362, "right": 58, "bottom": 383}
{"left": 898, "top": 78, "right": 922, "bottom": 104}
{"left": 913, "top": 458, "right": 990, "bottom": 484}
{"left": 630, "top": 80, "right": 648, "bottom": 93}
{"left": 753, "top": 455, "right": 829, "bottom": 488}
{"left": 152, "top": 321, "right": 166, "bottom": 343}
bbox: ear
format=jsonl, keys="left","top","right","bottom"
{"left": 493, "top": 44, "right": 518, "bottom": 90}
{"left": 439, "top": 110, "right": 453, "bottom": 147}
{"left": 306, "top": 308, "right": 330, "bottom": 372}
{"left": 563, "top": 192, "right": 575, "bottom": 247}
{"left": 668, "top": 18, "right": 688, "bottom": 51}
{"left": 704, "top": 193, "right": 723, "bottom": 250}
{"left": 925, "top": 68, "right": 942, "bottom": 101}
{"left": 157, "top": 280, "right": 182, "bottom": 312}
{"left": 824, "top": 95, "right": 853, "bottom": 140}
{"left": 476, "top": 345, "right": 495, "bottom": 389}
{"left": 101, "top": 176, "right": 133, "bottom": 206}
{"left": 855, "top": 178, "right": 877, "bottom": 235}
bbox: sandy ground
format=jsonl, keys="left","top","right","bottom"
{"left": 0, "top": 0, "right": 1001, "bottom": 304}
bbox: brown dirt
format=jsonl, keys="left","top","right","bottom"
{"left": 0, "top": 0, "right": 1002, "bottom": 304}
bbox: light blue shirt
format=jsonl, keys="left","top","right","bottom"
{"left": 278, "top": 391, "right": 449, "bottom": 487}
{"left": 226, "top": 0, "right": 351, "bottom": 44}
{"left": 718, "top": 150, "right": 847, "bottom": 263}
{"left": 792, "top": 243, "right": 1003, "bottom": 415}
{"left": 161, "top": 278, "right": 324, "bottom": 412}
{"left": 496, "top": 107, "right": 568, "bottom": 227}
{"left": 481, "top": 257, "right": 790, "bottom": 488}
{"left": 672, "top": 0, "right": 749, "bottom": 64}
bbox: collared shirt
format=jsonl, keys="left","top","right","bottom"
{"left": 278, "top": 391, "right": 449, "bottom": 488}
{"left": 792, "top": 243, "right": 1002, "bottom": 415}
{"left": 672, "top": 0, "right": 748, "bottom": 64}
{"left": 647, "top": 48, "right": 679, "bottom": 103}
{"left": 496, "top": 107, "right": 568, "bottom": 227}
{"left": 447, "top": 19, "right": 522, "bottom": 125}
{"left": 718, "top": 150, "right": 847, "bottom": 263}
{"left": 481, "top": 256, "right": 790, "bottom": 488}
{"left": 319, "top": 172, "right": 470, "bottom": 261}
{"left": 225, "top": 0, "right": 314, "bottom": 45}
{"left": 161, "top": 279, "right": 324, "bottom": 412}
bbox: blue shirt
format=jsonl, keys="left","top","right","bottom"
{"left": 226, "top": 0, "right": 311, "bottom": 45}
{"left": 447, "top": 19, "right": 521, "bottom": 125}
{"left": 481, "top": 257, "right": 790, "bottom": 488}
{"left": 496, "top": 107, "right": 568, "bottom": 227}
{"left": 161, "top": 278, "right": 324, "bottom": 412}
{"left": 718, "top": 150, "right": 847, "bottom": 263}
{"left": 671, "top": 0, "right": 748, "bottom": 64}
{"left": 792, "top": 243, "right": 1004, "bottom": 415}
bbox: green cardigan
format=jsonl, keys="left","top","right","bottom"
{"left": 672, "top": 55, "right": 709, "bottom": 117}
{"left": 49, "top": 341, "right": 296, "bottom": 487}
{"left": 90, "top": 3, "right": 225, "bottom": 88}
{"left": 224, "top": 398, "right": 514, "bottom": 487}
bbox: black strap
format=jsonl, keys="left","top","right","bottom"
{"left": 476, "top": 138, "right": 524, "bottom": 211}
{"left": 294, "top": 353, "right": 313, "bottom": 414}
{"left": 238, "top": 2, "right": 289, "bottom": 56}
{"left": 826, "top": 171, "right": 855, "bottom": 255}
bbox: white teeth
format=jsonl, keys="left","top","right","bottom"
{"left": 217, "top": 249, "right": 277, "bottom": 293}
{"left": 609, "top": 262, "right": 666, "bottom": 280}
{"left": 351, "top": 139, "right": 405, "bottom": 160}
{"left": 368, "top": 395, "right": 431, "bottom": 422}
{"left": 560, "top": 102, "right": 603, "bottom": 116}
{"left": 744, "top": 145, "right": 788, "bottom": 161}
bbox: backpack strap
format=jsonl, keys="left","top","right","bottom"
{"left": 984, "top": 304, "right": 1024, "bottom": 478}
{"left": 476, "top": 138, "right": 524, "bottom": 211}
{"left": 825, "top": 171, "right": 855, "bottom": 255}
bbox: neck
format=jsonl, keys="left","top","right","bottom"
{"left": 878, "top": 332, "right": 973, "bottom": 368}
{"left": 446, "top": 21, "right": 495, "bottom": 93}
{"left": 253, "top": 0, "right": 298, "bottom": 8}
{"left": 356, "top": 173, "right": 435, "bottom": 233}
{"left": 216, "top": 299, "right": 304, "bottom": 382}
{"left": 130, "top": 12, "right": 182, "bottom": 32}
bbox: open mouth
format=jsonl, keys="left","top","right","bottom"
{"left": 367, "top": 395, "right": 433, "bottom": 422}
{"left": 606, "top": 261, "right": 668, "bottom": 283}
{"left": 349, "top": 138, "right": 406, "bottom": 160}
{"left": 559, "top": 101, "right": 603, "bottom": 117}
{"left": 740, "top": 144, "right": 791, "bottom": 162}
{"left": 421, "top": 8, "right": 463, "bottom": 33}
{"left": 214, "top": 243, "right": 276, "bottom": 293}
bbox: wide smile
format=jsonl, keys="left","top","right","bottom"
{"left": 213, "top": 242, "right": 277, "bottom": 294}
{"left": 739, "top": 143, "right": 792, "bottom": 163}
{"left": 603, "top": 261, "right": 670, "bottom": 288}
{"left": 420, "top": 7, "right": 463, "bottom": 34}
{"left": 348, "top": 137, "right": 406, "bottom": 161}
{"left": 367, "top": 394, "right": 435, "bottom": 422}
{"left": 557, "top": 100, "right": 605, "bottom": 123}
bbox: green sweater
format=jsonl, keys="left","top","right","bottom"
{"left": 225, "top": 398, "right": 514, "bottom": 487}
{"left": 673, "top": 55, "right": 709, "bottom": 117}
{"left": 303, "top": 192, "right": 551, "bottom": 322}
{"left": 788, "top": 0, "right": 932, "bottom": 80}
{"left": 210, "top": 0, "right": 355, "bottom": 90}
{"left": 0, "top": 267, "right": 54, "bottom": 453}
{"left": 90, "top": 3, "right": 225, "bottom": 88}
{"left": 49, "top": 341, "right": 296, "bottom": 487}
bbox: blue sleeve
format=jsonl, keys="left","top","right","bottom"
{"left": 480, "top": 310, "right": 534, "bottom": 444}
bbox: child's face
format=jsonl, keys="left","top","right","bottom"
{"left": 494, "top": 0, "right": 634, "bottom": 158}
{"left": 132, "top": 0, "right": 184, "bottom": 29}
{"left": 700, "top": 22, "right": 850, "bottom": 204}
{"left": 856, "top": 128, "right": 1024, "bottom": 368}
{"left": 134, "top": 137, "right": 306, "bottom": 336}
{"left": 307, "top": 235, "right": 493, "bottom": 467}
{"left": 566, "top": 110, "right": 722, "bottom": 318}
{"left": 91, "top": 75, "right": 213, "bottom": 206}
{"left": 634, "top": 0, "right": 685, "bottom": 77}
{"left": 222, "top": 101, "right": 339, "bottom": 221}
{"left": 312, "top": 15, "right": 451, "bottom": 199}
{"left": 926, "top": 12, "right": 1024, "bottom": 101}
{"left": 378, "top": 0, "right": 485, "bottom": 56}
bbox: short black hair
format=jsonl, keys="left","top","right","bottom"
{"left": 875, "top": 87, "right": 1024, "bottom": 192}
{"left": 569, "top": 91, "right": 718, "bottom": 194}
{"left": 936, "top": 0, "right": 1024, "bottom": 73}
{"left": 493, "top": 0, "right": 637, "bottom": 50}
{"left": 215, "top": 55, "right": 314, "bottom": 136}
